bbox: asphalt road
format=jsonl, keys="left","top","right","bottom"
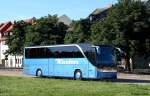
{"left": 0, "top": 69, "right": 150, "bottom": 83}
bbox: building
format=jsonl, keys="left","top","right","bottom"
{"left": 88, "top": 8, "right": 109, "bottom": 22}
{"left": 0, "top": 18, "right": 34, "bottom": 68}
{"left": 88, "top": 4, "right": 112, "bottom": 22}
{"left": 58, "top": 15, "right": 72, "bottom": 26}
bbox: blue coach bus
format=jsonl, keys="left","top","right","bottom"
{"left": 23, "top": 44, "right": 117, "bottom": 79}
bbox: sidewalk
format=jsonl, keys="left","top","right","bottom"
{"left": 118, "top": 72, "right": 150, "bottom": 80}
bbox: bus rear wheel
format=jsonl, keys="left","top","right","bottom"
{"left": 74, "top": 70, "right": 82, "bottom": 80}
{"left": 36, "top": 69, "right": 42, "bottom": 77}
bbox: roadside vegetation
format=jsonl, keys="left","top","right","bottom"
{"left": 0, "top": 76, "right": 150, "bottom": 96}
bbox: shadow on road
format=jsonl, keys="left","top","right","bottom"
{"left": 111, "top": 79, "right": 150, "bottom": 84}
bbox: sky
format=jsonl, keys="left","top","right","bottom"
{"left": 0, "top": 0, "right": 117, "bottom": 22}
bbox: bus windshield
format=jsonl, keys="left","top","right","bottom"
{"left": 96, "top": 46, "right": 116, "bottom": 67}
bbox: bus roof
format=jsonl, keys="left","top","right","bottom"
{"left": 24, "top": 43, "right": 114, "bottom": 50}
{"left": 24, "top": 43, "right": 94, "bottom": 48}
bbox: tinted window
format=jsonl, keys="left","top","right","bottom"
{"left": 49, "top": 46, "right": 84, "bottom": 58}
{"left": 25, "top": 46, "right": 84, "bottom": 59}
{"left": 79, "top": 44, "right": 96, "bottom": 65}
{"left": 25, "top": 48, "right": 49, "bottom": 58}
{"left": 84, "top": 48, "right": 96, "bottom": 65}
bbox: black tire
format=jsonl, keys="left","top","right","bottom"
{"left": 36, "top": 69, "right": 42, "bottom": 77}
{"left": 74, "top": 70, "right": 82, "bottom": 80}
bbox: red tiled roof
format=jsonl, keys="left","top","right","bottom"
{"left": 0, "top": 18, "right": 35, "bottom": 34}
{"left": 0, "top": 22, "right": 13, "bottom": 32}
{"left": 5, "top": 25, "right": 13, "bottom": 32}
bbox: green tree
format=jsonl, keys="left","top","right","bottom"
{"left": 64, "top": 19, "right": 91, "bottom": 43}
{"left": 25, "top": 15, "right": 68, "bottom": 46}
{"left": 6, "top": 15, "right": 68, "bottom": 55}
{"left": 91, "top": 0, "right": 150, "bottom": 71}
{"left": 5, "top": 20, "right": 31, "bottom": 55}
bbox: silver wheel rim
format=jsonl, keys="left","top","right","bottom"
{"left": 75, "top": 71, "right": 81, "bottom": 79}
{"left": 37, "top": 70, "right": 42, "bottom": 76}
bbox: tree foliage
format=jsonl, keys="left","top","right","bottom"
{"left": 25, "top": 15, "right": 68, "bottom": 46}
{"left": 5, "top": 21, "right": 30, "bottom": 55}
{"left": 64, "top": 19, "right": 91, "bottom": 43}
{"left": 91, "top": 0, "right": 150, "bottom": 56}
{"left": 6, "top": 15, "right": 68, "bottom": 55}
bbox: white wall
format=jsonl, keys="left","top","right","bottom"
{"left": 0, "top": 41, "right": 23, "bottom": 68}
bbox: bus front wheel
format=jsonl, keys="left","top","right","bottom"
{"left": 74, "top": 70, "right": 82, "bottom": 80}
{"left": 36, "top": 69, "right": 42, "bottom": 77}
